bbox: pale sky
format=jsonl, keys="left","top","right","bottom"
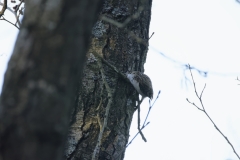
{"left": 1, "top": 0, "right": 240, "bottom": 160}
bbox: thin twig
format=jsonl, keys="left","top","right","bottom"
{"left": 126, "top": 90, "right": 161, "bottom": 146}
{"left": 142, "top": 90, "right": 161, "bottom": 126}
{"left": 14, "top": 1, "right": 23, "bottom": 26}
{"left": 0, "top": 16, "right": 19, "bottom": 29}
{"left": 15, "top": 9, "right": 21, "bottom": 25}
{"left": 137, "top": 98, "right": 147, "bottom": 142}
{"left": 149, "top": 32, "right": 154, "bottom": 40}
{"left": 186, "top": 64, "right": 240, "bottom": 160}
{"left": 126, "top": 122, "right": 150, "bottom": 147}
{"left": 186, "top": 98, "right": 203, "bottom": 111}
{"left": 199, "top": 84, "right": 206, "bottom": 99}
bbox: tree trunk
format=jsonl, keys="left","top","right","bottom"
{"left": 0, "top": 0, "right": 103, "bottom": 160}
{"left": 65, "top": 0, "right": 153, "bottom": 159}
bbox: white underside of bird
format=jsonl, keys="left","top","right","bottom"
{"left": 126, "top": 71, "right": 153, "bottom": 100}
{"left": 127, "top": 73, "right": 145, "bottom": 97}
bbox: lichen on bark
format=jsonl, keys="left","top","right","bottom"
{"left": 65, "top": 0, "right": 152, "bottom": 159}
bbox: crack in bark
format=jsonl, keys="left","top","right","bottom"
{"left": 92, "top": 60, "right": 115, "bottom": 160}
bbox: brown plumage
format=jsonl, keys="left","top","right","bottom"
{"left": 127, "top": 71, "right": 153, "bottom": 100}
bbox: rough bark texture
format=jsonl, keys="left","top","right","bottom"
{"left": 0, "top": 0, "right": 103, "bottom": 160}
{"left": 65, "top": 0, "right": 153, "bottom": 160}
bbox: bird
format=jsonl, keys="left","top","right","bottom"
{"left": 126, "top": 71, "right": 153, "bottom": 102}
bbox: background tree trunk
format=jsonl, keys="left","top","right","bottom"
{"left": 65, "top": 0, "right": 153, "bottom": 159}
{"left": 0, "top": 0, "right": 103, "bottom": 160}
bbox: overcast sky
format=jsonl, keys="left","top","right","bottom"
{"left": 1, "top": 0, "right": 240, "bottom": 160}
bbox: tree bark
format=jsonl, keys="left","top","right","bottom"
{"left": 65, "top": 0, "right": 153, "bottom": 159}
{"left": 0, "top": 0, "right": 103, "bottom": 160}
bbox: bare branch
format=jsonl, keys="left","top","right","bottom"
{"left": 186, "top": 64, "right": 240, "bottom": 160}
{"left": 0, "top": 1, "right": 22, "bottom": 28}
{"left": 0, "top": 0, "right": 7, "bottom": 17}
